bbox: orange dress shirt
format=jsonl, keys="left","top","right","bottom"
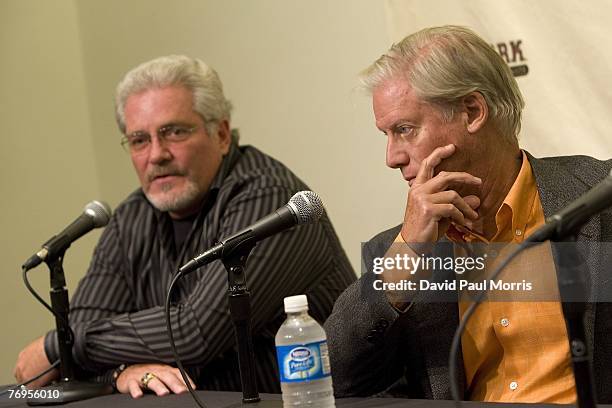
{"left": 452, "top": 152, "right": 576, "bottom": 403}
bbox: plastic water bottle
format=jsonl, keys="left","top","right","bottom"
{"left": 275, "top": 295, "right": 335, "bottom": 407}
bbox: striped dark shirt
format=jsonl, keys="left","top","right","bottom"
{"left": 44, "top": 142, "right": 356, "bottom": 393}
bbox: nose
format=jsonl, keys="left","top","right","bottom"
{"left": 385, "top": 134, "right": 409, "bottom": 169}
{"left": 148, "top": 134, "right": 172, "bottom": 164}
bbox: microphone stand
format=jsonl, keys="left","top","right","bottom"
{"left": 220, "top": 241, "right": 281, "bottom": 407}
{"left": 28, "top": 252, "right": 112, "bottom": 406}
{"left": 221, "top": 240, "right": 261, "bottom": 404}
{"left": 551, "top": 238, "right": 597, "bottom": 408}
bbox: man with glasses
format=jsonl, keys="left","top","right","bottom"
{"left": 14, "top": 55, "right": 355, "bottom": 398}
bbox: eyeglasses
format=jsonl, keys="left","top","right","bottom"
{"left": 120, "top": 124, "right": 198, "bottom": 154}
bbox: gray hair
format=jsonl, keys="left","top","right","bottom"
{"left": 361, "top": 25, "right": 524, "bottom": 139}
{"left": 115, "top": 55, "right": 233, "bottom": 135}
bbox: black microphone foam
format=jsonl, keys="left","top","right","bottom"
{"left": 22, "top": 200, "right": 112, "bottom": 270}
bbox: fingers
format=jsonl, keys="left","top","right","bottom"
{"left": 178, "top": 368, "right": 196, "bottom": 390}
{"left": 403, "top": 169, "right": 482, "bottom": 243}
{"left": 403, "top": 142, "right": 484, "bottom": 242}
{"left": 412, "top": 144, "right": 481, "bottom": 194}
{"left": 434, "top": 204, "right": 469, "bottom": 227}
{"left": 420, "top": 171, "right": 482, "bottom": 195}
{"left": 463, "top": 195, "right": 481, "bottom": 210}
{"left": 155, "top": 368, "right": 195, "bottom": 394}
{"left": 117, "top": 364, "right": 196, "bottom": 399}
{"left": 128, "top": 379, "right": 143, "bottom": 399}
{"left": 144, "top": 376, "right": 170, "bottom": 397}
{"left": 431, "top": 191, "right": 479, "bottom": 222}
{"left": 144, "top": 369, "right": 196, "bottom": 396}
{"left": 413, "top": 144, "right": 456, "bottom": 186}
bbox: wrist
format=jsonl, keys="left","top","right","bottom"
{"left": 111, "top": 364, "right": 129, "bottom": 391}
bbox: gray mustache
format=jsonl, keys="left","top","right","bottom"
{"left": 147, "top": 167, "right": 184, "bottom": 182}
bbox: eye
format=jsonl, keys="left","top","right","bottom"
{"left": 129, "top": 134, "right": 149, "bottom": 147}
{"left": 161, "top": 125, "right": 194, "bottom": 141}
{"left": 396, "top": 125, "right": 414, "bottom": 136}
{"left": 173, "top": 126, "right": 188, "bottom": 135}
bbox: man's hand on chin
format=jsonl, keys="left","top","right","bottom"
{"left": 402, "top": 144, "right": 481, "bottom": 243}
{"left": 13, "top": 336, "right": 59, "bottom": 388}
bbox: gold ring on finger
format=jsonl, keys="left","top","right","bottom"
{"left": 140, "top": 372, "right": 157, "bottom": 389}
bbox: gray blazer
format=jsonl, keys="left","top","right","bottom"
{"left": 325, "top": 152, "right": 612, "bottom": 402}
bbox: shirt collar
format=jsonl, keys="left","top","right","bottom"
{"left": 209, "top": 133, "right": 241, "bottom": 192}
{"left": 495, "top": 150, "right": 537, "bottom": 241}
{"left": 448, "top": 150, "right": 536, "bottom": 243}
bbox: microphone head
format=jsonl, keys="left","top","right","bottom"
{"left": 84, "top": 200, "right": 112, "bottom": 227}
{"left": 287, "top": 191, "right": 324, "bottom": 225}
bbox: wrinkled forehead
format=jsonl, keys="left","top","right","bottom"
{"left": 123, "top": 86, "right": 200, "bottom": 132}
{"left": 372, "top": 78, "right": 436, "bottom": 129}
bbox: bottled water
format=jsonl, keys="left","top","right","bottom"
{"left": 275, "top": 295, "right": 335, "bottom": 407}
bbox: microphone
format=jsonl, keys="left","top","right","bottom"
{"left": 22, "top": 200, "right": 112, "bottom": 270}
{"left": 528, "top": 169, "right": 612, "bottom": 242}
{"left": 179, "top": 191, "right": 323, "bottom": 275}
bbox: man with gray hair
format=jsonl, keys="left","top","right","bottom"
{"left": 325, "top": 26, "right": 612, "bottom": 403}
{"left": 14, "top": 55, "right": 355, "bottom": 398}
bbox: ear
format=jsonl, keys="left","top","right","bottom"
{"left": 214, "top": 119, "right": 232, "bottom": 155}
{"left": 462, "top": 92, "right": 488, "bottom": 134}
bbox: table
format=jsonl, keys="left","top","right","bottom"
{"left": 1, "top": 391, "right": 611, "bottom": 408}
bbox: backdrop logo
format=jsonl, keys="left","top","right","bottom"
{"left": 492, "top": 39, "right": 528, "bottom": 77}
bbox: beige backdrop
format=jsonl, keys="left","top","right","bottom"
{"left": 1, "top": 0, "right": 102, "bottom": 386}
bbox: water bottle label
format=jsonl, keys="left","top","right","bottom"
{"left": 276, "top": 340, "right": 331, "bottom": 382}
